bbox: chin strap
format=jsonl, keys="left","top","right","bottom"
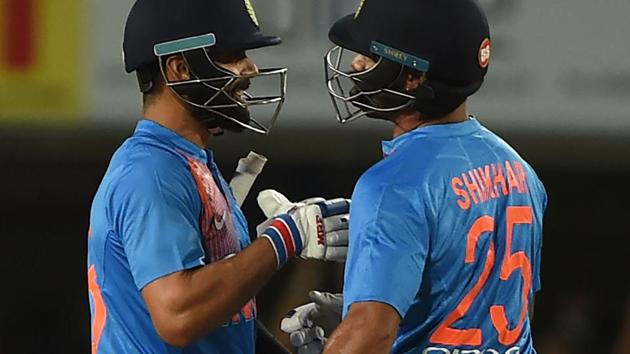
{"left": 413, "top": 79, "right": 484, "bottom": 118}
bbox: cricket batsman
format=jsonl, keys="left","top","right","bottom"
{"left": 281, "top": 0, "right": 547, "bottom": 353}
{"left": 86, "top": 0, "right": 349, "bottom": 353}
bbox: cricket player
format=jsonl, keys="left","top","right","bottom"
{"left": 86, "top": 0, "right": 349, "bottom": 353}
{"left": 282, "top": 0, "right": 547, "bottom": 353}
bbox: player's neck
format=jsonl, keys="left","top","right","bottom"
{"left": 392, "top": 102, "right": 469, "bottom": 138}
{"left": 143, "top": 91, "right": 211, "bottom": 149}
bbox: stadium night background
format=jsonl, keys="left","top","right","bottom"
{"left": 0, "top": 0, "right": 628, "bottom": 353}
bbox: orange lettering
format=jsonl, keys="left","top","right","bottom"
{"left": 452, "top": 177, "right": 471, "bottom": 210}
{"left": 512, "top": 161, "right": 528, "bottom": 193}
{"left": 478, "top": 165, "right": 496, "bottom": 199}
{"left": 473, "top": 168, "right": 489, "bottom": 202}
{"left": 493, "top": 163, "right": 508, "bottom": 196}
{"left": 505, "top": 161, "right": 520, "bottom": 194}
{"left": 462, "top": 172, "right": 481, "bottom": 205}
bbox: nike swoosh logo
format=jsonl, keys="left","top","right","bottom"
{"left": 214, "top": 211, "right": 226, "bottom": 230}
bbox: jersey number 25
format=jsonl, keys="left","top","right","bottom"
{"left": 430, "top": 206, "right": 534, "bottom": 346}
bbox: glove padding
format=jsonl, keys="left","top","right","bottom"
{"left": 281, "top": 291, "right": 344, "bottom": 354}
{"left": 257, "top": 190, "right": 349, "bottom": 264}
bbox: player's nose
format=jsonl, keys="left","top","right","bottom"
{"left": 351, "top": 55, "right": 375, "bottom": 72}
{"left": 240, "top": 57, "right": 259, "bottom": 76}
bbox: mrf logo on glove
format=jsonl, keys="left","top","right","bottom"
{"left": 316, "top": 215, "right": 325, "bottom": 245}
{"left": 256, "top": 190, "right": 350, "bottom": 267}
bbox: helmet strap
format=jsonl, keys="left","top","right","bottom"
{"left": 414, "top": 79, "right": 484, "bottom": 118}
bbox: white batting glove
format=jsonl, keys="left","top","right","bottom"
{"left": 308, "top": 291, "right": 343, "bottom": 335}
{"left": 256, "top": 190, "right": 350, "bottom": 266}
{"left": 280, "top": 291, "right": 344, "bottom": 354}
{"left": 281, "top": 303, "right": 326, "bottom": 354}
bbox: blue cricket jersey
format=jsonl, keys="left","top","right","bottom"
{"left": 344, "top": 118, "right": 546, "bottom": 354}
{"left": 87, "top": 120, "right": 256, "bottom": 354}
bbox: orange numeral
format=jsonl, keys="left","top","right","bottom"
{"left": 490, "top": 206, "right": 533, "bottom": 345}
{"left": 88, "top": 266, "right": 107, "bottom": 354}
{"left": 430, "top": 206, "right": 534, "bottom": 347}
{"left": 430, "top": 216, "right": 496, "bottom": 346}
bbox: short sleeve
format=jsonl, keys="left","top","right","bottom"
{"left": 343, "top": 177, "right": 429, "bottom": 318}
{"left": 113, "top": 158, "right": 205, "bottom": 290}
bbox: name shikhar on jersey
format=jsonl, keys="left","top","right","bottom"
{"left": 452, "top": 160, "right": 528, "bottom": 210}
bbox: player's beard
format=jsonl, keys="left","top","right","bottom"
{"left": 184, "top": 77, "right": 253, "bottom": 133}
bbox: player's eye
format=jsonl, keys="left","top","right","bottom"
{"left": 213, "top": 50, "right": 247, "bottom": 65}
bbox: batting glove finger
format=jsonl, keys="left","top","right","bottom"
{"left": 309, "top": 291, "right": 343, "bottom": 334}
{"left": 309, "top": 291, "right": 344, "bottom": 309}
{"left": 324, "top": 247, "right": 348, "bottom": 262}
{"left": 323, "top": 213, "right": 349, "bottom": 232}
{"left": 325, "top": 230, "right": 348, "bottom": 246}
{"left": 281, "top": 303, "right": 316, "bottom": 333}
{"left": 289, "top": 326, "right": 325, "bottom": 347}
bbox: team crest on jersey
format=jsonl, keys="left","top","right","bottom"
{"left": 355, "top": 0, "right": 366, "bottom": 18}
{"left": 479, "top": 38, "right": 491, "bottom": 68}
{"left": 244, "top": 0, "right": 260, "bottom": 26}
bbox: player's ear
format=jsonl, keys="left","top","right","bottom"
{"left": 405, "top": 71, "right": 426, "bottom": 92}
{"left": 165, "top": 55, "right": 191, "bottom": 82}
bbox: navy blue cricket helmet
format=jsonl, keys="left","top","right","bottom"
{"left": 123, "top": 0, "right": 287, "bottom": 134}
{"left": 325, "top": 0, "right": 491, "bottom": 122}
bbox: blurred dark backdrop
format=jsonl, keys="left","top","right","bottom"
{"left": 1, "top": 0, "right": 629, "bottom": 353}
{"left": 0, "top": 123, "right": 628, "bottom": 354}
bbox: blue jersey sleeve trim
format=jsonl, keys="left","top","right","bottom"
{"left": 344, "top": 298, "right": 406, "bottom": 319}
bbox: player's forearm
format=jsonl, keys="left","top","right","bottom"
{"left": 145, "top": 238, "right": 278, "bottom": 347}
{"left": 324, "top": 322, "right": 395, "bottom": 354}
{"left": 323, "top": 302, "right": 400, "bottom": 354}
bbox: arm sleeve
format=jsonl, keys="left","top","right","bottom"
{"left": 343, "top": 179, "right": 429, "bottom": 318}
{"left": 114, "top": 159, "right": 205, "bottom": 290}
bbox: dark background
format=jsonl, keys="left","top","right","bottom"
{"left": 0, "top": 124, "right": 628, "bottom": 354}
{"left": 1, "top": 0, "right": 629, "bottom": 352}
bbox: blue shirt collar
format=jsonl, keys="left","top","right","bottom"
{"left": 382, "top": 117, "right": 483, "bottom": 156}
{"left": 134, "top": 119, "right": 209, "bottom": 162}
